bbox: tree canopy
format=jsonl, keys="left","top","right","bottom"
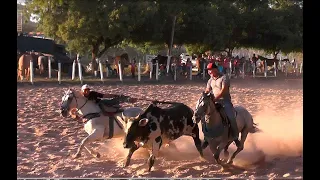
{"left": 23, "top": 0, "right": 302, "bottom": 70}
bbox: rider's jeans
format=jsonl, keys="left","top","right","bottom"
{"left": 220, "top": 100, "right": 239, "bottom": 140}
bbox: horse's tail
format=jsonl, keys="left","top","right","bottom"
{"left": 249, "top": 120, "right": 262, "bottom": 133}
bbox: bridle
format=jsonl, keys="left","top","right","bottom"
{"left": 196, "top": 93, "right": 214, "bottom": 117}
{"left": 62, "top": 90, "right": 88, "bottom": 116}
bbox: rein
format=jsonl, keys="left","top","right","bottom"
{"left": 135, "top": 98, "right": 179, "bottom": 105}
{"left": 73, "top": 92, "right": 89, "bottom": 116}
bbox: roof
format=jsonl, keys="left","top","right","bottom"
{"left": 17, "top": 35, "right": 55, "bottom": 54}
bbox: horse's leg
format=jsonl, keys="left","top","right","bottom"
{"left": 26, "top": 68, "right": 30, "bottom": 80}
{"left": 214, "top": 141, "right": 228, "bottom": 164}
{"left": 202, "top": 139, "right": 209, "bottom": 149}
{"left": 73, "top": 128, "right": 104, "bottom": 159}
{"left": 18, "top": 69, "right": 22, "bottom": 80}
{"left": 84, "top": 146, "right": 101, "bottom": 158}
{"left": 207, "top": 139, "right": 218, "bottom": 158}
{"left": 124, "top": 143, "right": 139, "bottom": 167}
{"left": 223, "top": 141, "right": 233, "bottom": 160}
{"left": 227, "top": 131, "right": 248, "bottom": 164}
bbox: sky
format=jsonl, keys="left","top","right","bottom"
{"left": 17, "top": 0, "right": 25, "bottom": 5}
{"left": 18, "top": 0, "right": 39, "bottom": 23}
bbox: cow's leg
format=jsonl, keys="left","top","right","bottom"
{"left": 227, "top": 131, "right": 247, "bottom": 164}
{"left": 124, "top": 143, "right": 139, "bottom": 167}
{"left": 73, "top": 128, "right": 104, "bottom": 159}
{"left": 191, "top": 125, "right": 204, "bottom": 157}
{"left": 147, "top": 136, "right": 162, "bottom": 172}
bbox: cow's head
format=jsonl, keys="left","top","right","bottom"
{"left": 123, "top": 104, "right": 155, "bottom": 148}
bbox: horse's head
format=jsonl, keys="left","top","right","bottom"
{"left": 193, "top": 91, "right": 215, "bottom": 123}
{"left": 60, "top": 89, "right": 80, "bottom": 117}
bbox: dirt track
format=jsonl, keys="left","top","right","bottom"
{"left": 17, "top": 78, "right": 303, "bottom": 178}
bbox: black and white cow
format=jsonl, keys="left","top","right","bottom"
{"left": 122, "top": 103, "right": 204, "bottom": 172}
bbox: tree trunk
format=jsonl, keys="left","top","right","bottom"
{"left": 273, "top": 50, "right": 280, "bottom": 59}
{"left": 91, "top": 45, "right": 99, "bottom": 72}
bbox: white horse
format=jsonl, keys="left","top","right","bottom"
{"left": 193, "top": 92, "right": 261, "bottom": 165}
{"left": 60, "top": 89, "right": 143, "bottom": 159}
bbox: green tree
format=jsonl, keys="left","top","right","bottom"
{"left": 24, "top": 0, "right": 154, "bottom": 72}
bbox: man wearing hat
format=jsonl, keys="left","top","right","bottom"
{"left": 80, "top": 84, "right": 137, "bottom": 114}
{"left": 205, "top": 62, "right": 241, "bottom": 147}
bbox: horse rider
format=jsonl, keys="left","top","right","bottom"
{"left": 205, "top": 62, "right": 241, "bottom": 147}
{"left": 80, "top": 84, "right": 137, "bottom": 115}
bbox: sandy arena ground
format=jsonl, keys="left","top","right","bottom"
{"left": 17, "top": 78, "right": 303, "bottom": 179}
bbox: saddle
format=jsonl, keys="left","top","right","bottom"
{"left": 214, "top": 103, "right": 230, "bottom": 126}
{"left": 99, "top": 99, "right": 123, "bottom": 116}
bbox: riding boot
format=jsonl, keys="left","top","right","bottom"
{"left": 98, "top": 103, "right": 109, "bottom": 116}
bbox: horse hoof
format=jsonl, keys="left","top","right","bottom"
{"left": 199, "top": 156, "right": 206, "bottom": 162}
{"left": 227, "top": 160, "right": 233, "bottom": 164}
{"left": 123, "top": 159, "right": 130, "bottom": 167}
{"left": 96, "top": 152, "right": 101, "bottom": 158}
{"left": 72, "top": 153, "right": 81, "bottom": 159}
{"left": 215, "top": 158, "right": 222, "bottom": 165}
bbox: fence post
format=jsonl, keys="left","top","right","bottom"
{"left": 189, "top": 65, "right": 192, "bottom": 80}
{"left": 138, "top": 62, "right": 141, "bottom": 82}
{"left": 156, "top": 61, "right": 159, "bottom": 81}
{"left": 77, "top": 55, "right": 83, "bottom": 84}
{"left": 174, "top": 65, "right": 177, "bottom": 81}
{"left": 273, "top": 62, "right": 277, "bottom": 77}
{"left": 264, "top": 60, "right": 267, "bottom": 78}
{"left": 72, "top": 60, "right": 76, "bottom": 80}
{"left": 202, "top": 63, "right": 206, "bottom": 80}
{"left": 149, "top": 62, "right": 153, "bottom": 79}
{"left": 118, "top": 62, "right": 123, "bottom": 82}
{"left": 94, "top": 58, "right": 98, "bottom": 77}
{"left": 48, "top": 56, "right": 52, "bottom": 79}
{"left": 299, "top": 62, "right": 303, "bottom": 74}
{"left": 30, "top": 60, "right": 34, "bottom": 84}
{"left": 58, "top": 62, "right": 61, "bottom": 84}
{"left": 99, "top": 59, "right": 104, "bottom": 83}
{"left": 229, "top": 61, "right": 232, "bottom": 78}
{"left": 253, "top": 63, "right": 256, "bottom": 78}
{"left": 166, "top": 56, "right": 171, "bottom": 74}
{"left": 242, "top": 62, "right": 245, "bottom": 79}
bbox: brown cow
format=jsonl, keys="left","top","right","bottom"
{"left": 17, "top": 53, "right": 33, "bottom": 81}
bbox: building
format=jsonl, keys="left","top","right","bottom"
{"left": 17, "top": 10, "right": 23, "bottom": 32}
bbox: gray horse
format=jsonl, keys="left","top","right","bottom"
{"left": 194, "top": 92, "right": 260, "bottom": 165}
{"left": 60, "top": 89, "right": 143, "bottom": 159}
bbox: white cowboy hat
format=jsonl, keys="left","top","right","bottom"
{"left": 81, "top": 84, "right": 90, "bottom": 91}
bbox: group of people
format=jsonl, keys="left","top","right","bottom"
{"left": 196, "top": 54, "right": 245, "bottom": 78}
